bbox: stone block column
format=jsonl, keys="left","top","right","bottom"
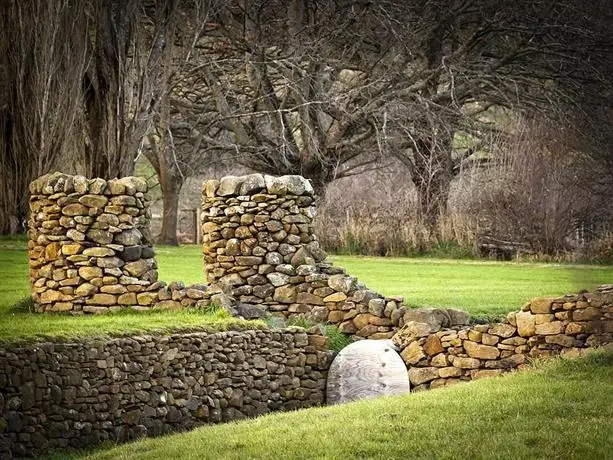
{"left": 28, "top": 172, "right": 157, "bottom": 313}
{"left": 201, "top": 174, "right": 327, "bottom": 307}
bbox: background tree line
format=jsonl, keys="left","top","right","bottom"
{"left": 1, "top": 0, "right": 611, "bottom": 256}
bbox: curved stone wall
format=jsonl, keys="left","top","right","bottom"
{"left": 28, "top": 173, "right": 216, "bottom": 313}
{"left": 200, "top": 174, "right": 460, "bottom": 338}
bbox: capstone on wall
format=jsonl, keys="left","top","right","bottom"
{"left": 0, "top": 328, "right": 332, "bottom": 458}
{"left": 391, "top": 285, "right": 613, "bottom": 390}
{"left": 28, "top": 173, "right": 215, "bottom": 313}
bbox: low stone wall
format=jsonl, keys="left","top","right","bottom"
{"left": 28, "top": 173, "right": 216, "bottom": 313}
{"left": 0, "top": 328, "right": 332, "bottom": 458}
{"left": 391, "top": 285, "right": 613, "bottom": 390}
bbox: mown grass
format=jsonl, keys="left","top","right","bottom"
{"left": 0, "top": 238, "right": 257, "bottom": 342}
{"left": 1, "top": 239, "right": 612, "bottom": 339}
{"left": 332, "top": 255, "right": 613, "bottom": 318}
{"left": 54, "top": 351, "right": 613, "bottom": 460}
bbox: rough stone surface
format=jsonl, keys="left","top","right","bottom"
{"left": 0, "top": 328, "right": 332, "bottom": 458}
{"left": 390, "top": 285, "right": 612, "bottom": 392}
{"left": 27, "top": 173, "right": 216, "bottom": 314}
{"left": 200, "top": 175, "right": 405, "bottom": 337}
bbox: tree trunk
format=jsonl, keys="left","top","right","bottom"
{"left": 158, "top": 170, "right": 183, "bottom": 246}
{"left": 412, "top": 134, "right": 454, "bottom": 232}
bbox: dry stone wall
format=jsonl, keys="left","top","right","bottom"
{"left": 391, "top": 285, "right": 613, "bottom": 391}
{"left": 0, "top": 328, "right": 332, "bottom": 458}
{"left": 28, "top": 173, "right": 217, "bottom": 313}
{"left": 201, "top": 174, "right": 471, "bottom": 338}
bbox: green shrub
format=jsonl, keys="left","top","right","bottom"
{"left": 324, "top": 325, "right": 352, "bottom": 352}
{"left": 10, "top": 295, "right": 36, "bottom": 313}
{"left": 286, "top": 316, "right": 314, "bottom": 329}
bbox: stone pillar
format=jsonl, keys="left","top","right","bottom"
{"left": 201, "top": 174, "right": 327, "bottom": 310}
{"left": 28, "top": 172, "right": 157, "bottom": 313}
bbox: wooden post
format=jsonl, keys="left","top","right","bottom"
{"left": 195, "top": 208, "right": 201, "bottom": 245}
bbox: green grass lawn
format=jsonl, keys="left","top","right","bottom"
{"left": 54, "top": 351, "right": 613, "bottom": 460}
{"left": 0, "top": 238, "right": 255, "bottom": 342}
{"left": 331, "top": 255, "right": 613, "bottom": 317}
{"left": 1, "top": 239, "right": 612, "bottom": 340}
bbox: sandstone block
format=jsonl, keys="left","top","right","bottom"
{"left": 488, "top": 323, "right": 516, "bottom": 338}
{"left": 62, "top": 203, "right": 89, "bottom": 216}
{"left": 338, "top": 321, "right": 357, "bottom": 334}
{"left": 238, "top": 174, "right": 266, "bottom": 195}
{"left": 468, "top": 330, "right": 483, "bottom": 342}
{"left": 267, "top": 272, "right": 290, "bottom": 287}
{"left": 356, "top": 325, "right": 379, "bottom": 337}
{"left": 61, "top": 243, "right": 83, "bottom": 255}
{"left": 328, "top": 274, "right": 357, "bottom": 294}
{"left": 484, "top": 354, "right": 525, "bottom": 369}
{"left": 296, "top": 292, "right": 324, "bottom": 305}
{"left": 572, "top": 307, "right": 600, "bottom": 321}
{"left": 535, "top": 321, "right": 564, "bottom": 335}
{"left": 153, "top": 300, "right": 181, "bottom": 310}
{"left": 137, "top": 292, "right": 157, "bottom": 305}
{"left": 352, "top": 314, "right": 371, "bottom": 330}
{"left": 400, "top": 341, "right": 426, "bottom": 365}
{"left": 115, "top": 228, "right": 142, "bottom": 246}
{"left": 452, "top": 357, "right": 481, "bottom": 369}
{"left": 79, "top": 195, "right": 108, "bottom": 208}
{"left": 48, "top": 302, "right": 73, "bottom": 312}
{"left": 87, "top": 229, "right": 113, "bottom": 245}
{"left": 86, "top": 294, "right": 117, "bottom": 305}
{"left": 392, "top": 322, "right": 432, "bottom": 351}
{"left": 530, "top": 297, "right": 555, "bottom": 314}
{"left": 100, "top": 284, "right": 127, "bottom": 294}
{"left": 534, "top": 314, "right": 555, "bottom": 324}
{"left": 67, "top": 229, "right": 86, "bottom": 241}
{"left": 124, "top": 259, "right": 152, "bottom": 277}
{"left": 328, "top": 310, "right": 345, "bottom": 323}
{"left": 438, "top": 366, "right": 462, "bottom": 378}
{"left": 408, "top": 367, "right": 439, "bottom": 385}
{"left": 423, "top": 335, "right": 444, "bottom": 356}
{"left": 431, "top": 353, "right": 449, "bottom": 367}
{"left": 83, "top": 247, "right": 115, "bottom": 257}
{"left": 79, "top": 266, "right": 103, "bottom": 280}
{"left": 481, "top": 333, "right": 499, "bottom": 345}
{"left": 515, "top": 311, "right": 536, "bottom": 337}
{"left": 97, "top": 257, "right": 124, "bottom": 269}
{"left": 463, "top": 340, "right": 500, "bottom": 360}
{"left": 545, "top": 334, "right": 576, "bottom": 347}
{"left": 273, "top": 285, "right": 297, "bottom": 304}
{"left": 236, "top": 256, "right": 263, "bottom": 266}
{"left": 118, "top": 293, "right": 137, "bottom": 305}
{"left": 324, "top": 292, "right": 347, "bottom": 303}
{"left": 40, "top": 289, "right": 61, "bottom": 303}
{"left": 368, "top": 299, "right": 386, "bottom": 316}
{"left": 75, "top": 283, "right": 98, "bottom": 297}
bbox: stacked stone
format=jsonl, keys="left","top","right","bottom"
{"left": 391, "top": 285, "right": 613, "bottom": 391}
{"left": 201, "top": 174, "right": 409, "bottom": 338}
{"left": 0, "top": 328, "right": 332, "bottom": 458}
{"left": 28, "top": 172, "right": 213, "bottom": 313}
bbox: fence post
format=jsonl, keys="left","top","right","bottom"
{"left": 195, "top": 208, "right": 201, "bottom": 245}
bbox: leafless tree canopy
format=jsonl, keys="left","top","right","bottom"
{"left": 1, "top": 0, "right": 611, "bottom": 241}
